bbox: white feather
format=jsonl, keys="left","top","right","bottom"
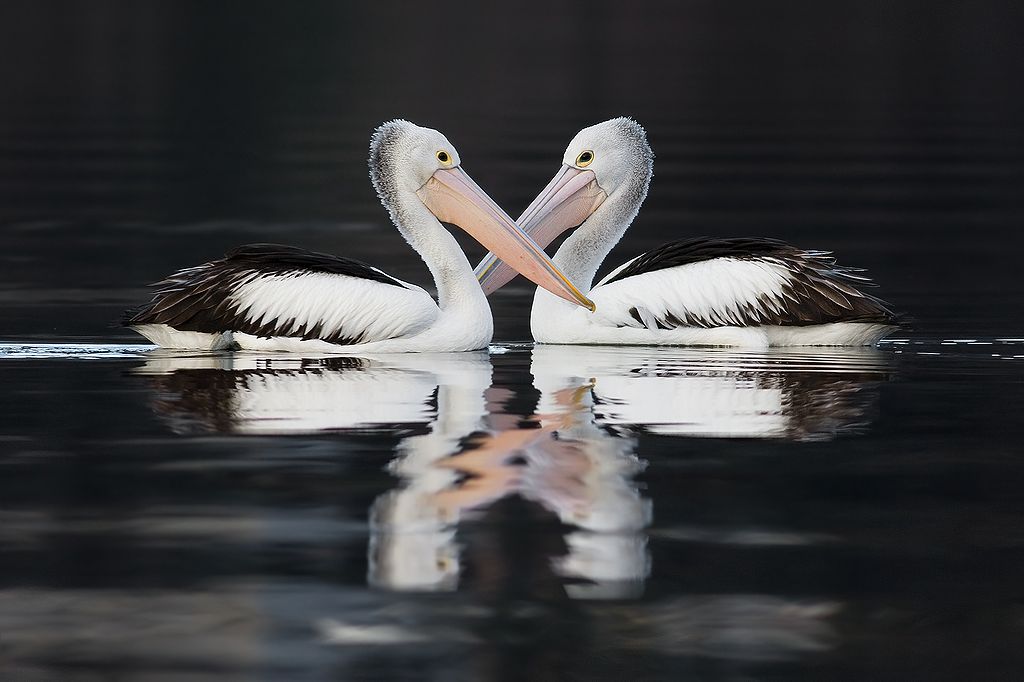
{"left": 594, "top": 255, "right": 640, "bottom": 287}
{"left": 532, "top": 257, "right": 893, "bottom": 347}
{"left": 131, "top": 325, "right": 233, "bottom": 350}
{"left": 130, "top": 121, "right": 516, "bottom": 353}
{"left": 518, "top": 118, "right": 895, "bottom": 348}
{"left": 593, "top": 258, "right": 792, "bottom": 329}
{"left": 231, "top": 272, "right": 437, "bottom": 345}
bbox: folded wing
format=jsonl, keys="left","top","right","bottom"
{"left": 591, "top": 237, "right": 896, "bottom": 329}
{"left": 123, "top": 243, "right": 438, "bottom": 345}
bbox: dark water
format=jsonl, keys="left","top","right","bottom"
{"left": 2, "top": 2, "right": 1024, "bottom": 680}
{"left": 2, "top": 340, "right": 1024, "bottom": 681}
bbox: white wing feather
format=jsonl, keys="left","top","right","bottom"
{"left": 592, "top": 258, "right": 793, "bottom": 329}
{"left": 231, "top": 272, "right": 438, "bottom": 344}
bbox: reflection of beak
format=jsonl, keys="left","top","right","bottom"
{"left": 475, "top": 165, "right": 607, "bottom": 295}
{"left": 417, "top": 166, "right": 594, "bottom": 310}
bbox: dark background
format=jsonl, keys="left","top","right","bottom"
{"left": 1, "top": 0, "right": 1022, "bottom": 340}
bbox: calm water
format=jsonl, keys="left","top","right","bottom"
{"left": 2, "top": 339, "right": 1024, "bottom": 680}
{"left": 3, "top": 2, "right": 1024, "bottom": 680}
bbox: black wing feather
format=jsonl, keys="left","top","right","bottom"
{"left": 123, "top": 244, "right": 408, "bottom": 343}
{"left": 601, "top": 237, "right": 897, "bottom": 328}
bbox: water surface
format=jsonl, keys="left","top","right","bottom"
{"left": 3, "top": 339, "right": 1024, "bottom": 680}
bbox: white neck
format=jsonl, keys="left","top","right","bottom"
{"left": 554, "top": 196, "right": 638, "bottom": 292}
{"left": 529, "top": 191, "right": 644, "bottom": 342}
{"left": 396, "top": 196, "right": 491, "bottom": 319}
{"left": 532, "top": 191, "right": 638, "bottom": 304}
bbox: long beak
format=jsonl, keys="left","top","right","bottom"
{"left": 416, "top": 166, "right": 594, "bottom": 310}
{"left": 475, "top": 165, "right": 607, "bottom": 295}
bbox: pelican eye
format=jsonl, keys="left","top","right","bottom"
{"left": 576, "top": 150, "right": 594, "bottom": 167}
{"left": 436, "top": 150, "right": 452, "bottom": 165}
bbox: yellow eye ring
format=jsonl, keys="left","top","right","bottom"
{"left": 436, "top": 150, "right": 452, "bottom": 165}
{"left": 576, "top": 150, "right": 594, "bottom": 167}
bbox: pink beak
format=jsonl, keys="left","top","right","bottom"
{"left": 475, "top": 165, "right": 607, "bottom": 294}
{"left": 416, "top": 166, "right": 594, "bottom": 310}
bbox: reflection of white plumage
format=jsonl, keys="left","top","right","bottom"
{"left": 526, "top": 378, "right": 650, "bottom": 535}
{"left": 530, "top": 345, "right": 890, "bottom": 441}
{"left": 137, "top": 349, "right": 494, "bottom": 591}
{"left": 134, "top": 343, "right": 889, "bottom": 599}
{"left": 135, "top": 351, "right": 481, "bottom": 434}
{"left": 369, "top": 354, "right": 494, "bottom": 591}
{"left": 527, "top": 350, "right": 652, "bottom": 598}
{"left": 372, "top": 351, "right": 655, "bottom": 596}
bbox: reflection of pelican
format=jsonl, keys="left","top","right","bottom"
{"left": 371, "top": 358, "right": 652, "bottom": 597}
{"left": 134, "top": 351, "right": 488, "bottom": 435}
{"left": 369, "top": 371, "right": 651, "bottom": 595}
{"left": 476, "top": 118, "right": 897, "bottom": 347}
{"left": 530, "top": 345, "right": 890, "bottom": 441}
{"left": 368, "top": 355, "right": 494, "bottom": 591}
{"left": 124, "top": 120, "right": 591, "bottom": 352}
{"left": 134, "top": 349, "right": 497, "bottom": 591}
{"left": 133, "top": 343, "right": 888, "bottom": 603}
{"left": 524, "top": 373, "right": 652, "bottom": 599}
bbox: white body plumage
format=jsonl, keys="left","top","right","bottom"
{"left": 530, "top": 256, "right": 893, "bottom": 349}
{"left": 125, "top": 120, "right": 591, "bottom": 353}
{"left": 476, "top": 117, "right": 897, "bottom": 348}
{"left": 132, "top": 261, "right": 493, "bottom": 353}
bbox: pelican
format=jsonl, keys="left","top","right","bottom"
{"left": 476, "top": 118, "right": 898, "bottom": 347}
{"left": 123, "top": 120, "right": 592, "bottom": 352}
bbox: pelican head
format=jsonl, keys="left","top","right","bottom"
{"left": 476, "top": 117, "right": 654, "bottom": 294}
{"left": 370, "top": 120, "right": 593, "bottom": 309}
